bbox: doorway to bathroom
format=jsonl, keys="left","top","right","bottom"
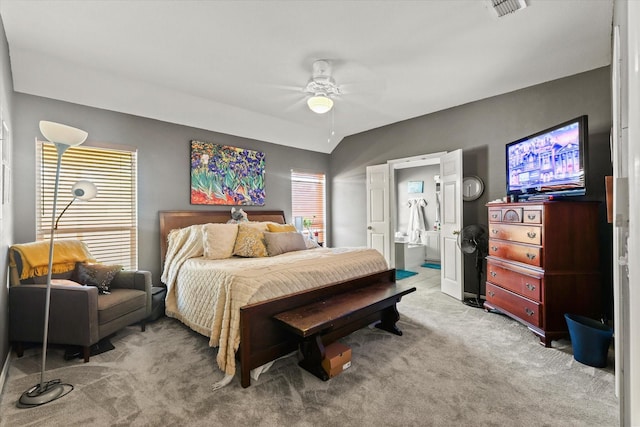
{"left": 367, "top": 150, "right": 463, "bottom": 300}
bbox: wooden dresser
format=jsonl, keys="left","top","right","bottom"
{"left": 484, "top": 201, "right": 601, "bottom": 347}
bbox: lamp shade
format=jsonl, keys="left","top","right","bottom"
{"left": 71, "top": 180, "right": 98, "bottom": 201}
{"left": 39, "top": 121, "right": 88, "bottom": 146}
{"left": 307, "top": 95, "right": 334, "bottom": 114}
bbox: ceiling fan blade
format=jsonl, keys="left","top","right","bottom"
{"left": 270, "top": 83, "right": 305, "bottom": 93}
{"left": 282, "top": 97, "right": 308, "bottom": 113}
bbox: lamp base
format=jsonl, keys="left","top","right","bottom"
{"left": 18, "top": 380, "right": 72, "bottom": 407}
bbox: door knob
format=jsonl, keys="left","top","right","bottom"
{"left": 367, "top": 226, "right": 373, "bottom": 230}
{"left": 453, "top": 230, "right": 460, "bottom": 235}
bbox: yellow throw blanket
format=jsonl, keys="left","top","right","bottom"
{"left": 10, "top": 240, "right": 95, "bottom": 280}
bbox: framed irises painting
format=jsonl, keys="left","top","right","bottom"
{"left": 190, "top": 140, "right": 265, "bottom": 205}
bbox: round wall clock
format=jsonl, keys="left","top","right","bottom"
{"left": 462, "top": 176, "right": 484, "bottom": 201}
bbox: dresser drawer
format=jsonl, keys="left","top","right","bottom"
{"left": 523, "top": 209, "right": 542, "bottom": 224}
{"left": 489, "top": 208, "right": 502, "bottom": 223}
{"left": 488, "top": 240, "right": 542, "bottom": 267}
{"left": 486, "top": 260, "right": 542, "bottom": 301}
{"left": 486, "top": 283, "right": 541, "bottom": 327}
{"left": 501, "top": 207, "right": 523, "bottom": 223}
{"left": 488, "top": 223, "right": 542, "bottom": 245}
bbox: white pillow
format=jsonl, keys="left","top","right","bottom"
{"left": 203, "top": 223, "right": 239, "bottom": 259}
{"left": 303, "top": 234, "right": 321, "bottom": 249}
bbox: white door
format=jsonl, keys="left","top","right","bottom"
{"left": 440, "top": 149, "right": 463, "bottom": 300}
{"left": 366, "top": 164, "right": 390, "bottom": 265}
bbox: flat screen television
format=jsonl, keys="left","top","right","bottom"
{"left": 506, "top": 115, "right": 588, "bottom": 201}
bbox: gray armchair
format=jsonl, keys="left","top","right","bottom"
{"left": 8, "top": 240, "right": 152, "bottom": 362}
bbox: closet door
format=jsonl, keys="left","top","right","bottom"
{"left": 366, "top": 164, "right": 390, "bottom": 265}
{"left": 439, "top": 149, "right": 463, "bottom": 300}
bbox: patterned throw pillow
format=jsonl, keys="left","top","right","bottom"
{"left": 263, "top": 231, "right": 307, "bottom": 256}
{"left": 203, "top": 223, "right": 239, "bottom": 259}
{"left": 233, "top": 223, "right": 268, "bottom": 257}
{"left": 76, "top": 263, "right": 123, "bottom": 294}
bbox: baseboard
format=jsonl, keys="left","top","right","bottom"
{"left": 0, "top": 346, "right": 11, "bottom": 396}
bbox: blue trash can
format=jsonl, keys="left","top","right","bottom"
{"left": 564, "top": 313, "right": 613, "bottom": 368}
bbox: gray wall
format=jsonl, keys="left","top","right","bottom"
{"left": 12, "top": 94, "right": 330, "bottom": 282}
{"left": 0, "top": 15, "right": 15, "bottom": 382}
{"left": 330, "top": 67, "right": 613, "bottom": 314}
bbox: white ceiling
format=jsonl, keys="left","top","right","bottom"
{"left": 0, "top": 1, "right": 613, "bottom": 154}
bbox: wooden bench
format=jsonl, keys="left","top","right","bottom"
{"left": 273, "top": 279, "right": 416, "bottom": 381}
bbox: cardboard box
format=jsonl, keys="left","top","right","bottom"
{"left": 322, "top": 342, "right": 352, "bottom": 378}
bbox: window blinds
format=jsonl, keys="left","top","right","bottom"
{"left": 291, "top": 170, "right": 326, "bottom": 243}
{"left": 37, "top": 142, "right": 138, "bottom": 269}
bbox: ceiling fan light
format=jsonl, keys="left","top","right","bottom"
{"left": 307, "top": 95, "right": 333, "bottom": 114}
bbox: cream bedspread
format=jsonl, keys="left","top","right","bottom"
{"left": 161, "top": 224, "right": 389, "bottom": 379}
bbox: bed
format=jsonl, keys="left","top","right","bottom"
{"left": 159, "top": 209, "right": 395, "bottom": 388}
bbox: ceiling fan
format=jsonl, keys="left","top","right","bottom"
{"left": 272, "top": 58, "right": 382, "bottom": 120}
{"left": 304, "top": 59, "right": 342, "bottom": 114}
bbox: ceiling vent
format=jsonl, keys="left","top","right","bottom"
{"left": 491, "top": 0, "right": 528, "bottom": 17}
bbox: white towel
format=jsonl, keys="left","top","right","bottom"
{"left": 407, "top": 198, "right": 428, "bottom": 244}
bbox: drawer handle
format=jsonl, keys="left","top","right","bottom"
{"left": 491, "top": 246, "right": 498, "bottom": 252}
{"left": 527, "top": 231, "right": 537, "bottom": 239}
{"left": 492, "top": 229, "right": 499, "bottom": 234}
{"left": 527, "top": 214, "right": 536, "bottom": 220}
{"left": 525, "top": 283, "right": 536, "bottom": 291}
{"left": 526, "top": 253, "right": 536, "bottom": 260}
{"left": 491, "top": 214, "right": 498, "bottom": 219}
{"left": 524, "top": 307, "right": 535, "bottom": 317}
{"left": 488, "top": 291, "right": 495, "bottom": 297}
{"left": 490, "top": 271, "right": 497, "bottom": 277}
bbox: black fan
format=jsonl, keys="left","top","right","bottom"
{"left": 457, "top": 225, "right": 488, "bottom": 308}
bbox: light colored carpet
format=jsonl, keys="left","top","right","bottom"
{"left": 0, "top": 267, "right": 618, "bottom": 426}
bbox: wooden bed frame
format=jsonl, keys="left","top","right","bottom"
{"left": 159, "top": 209, "right": 397, "bottom": 387}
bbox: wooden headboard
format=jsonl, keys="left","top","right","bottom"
{"left": 159, "top": 210, "right": 286, "bottom": 266}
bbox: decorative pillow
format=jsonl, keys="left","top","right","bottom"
{"left": 203, "top": 223, "right": 238, "bottom": 259}
{"left": 266, "top": 223, "right": 297, "bottom": 233}
{"left": 244, "top": 221, "right": 270, "bottom": 231}
{"left": 76, "top": 263, "right": 123, "bottom": 294}
{"left": 264, "top": 232, "right": 307, "bottom": 256}
{"left": 50, "top": 279, "right": 82, "bottom": 286}
{"left": 233, "top": 223, "right": 268, "bottom": 257}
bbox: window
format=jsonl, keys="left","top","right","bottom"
{"left": 36, "top": 142, "right": 138, "bottom": 269}
{"left": 291, "top": 170, "right": 326, "bottom": 244}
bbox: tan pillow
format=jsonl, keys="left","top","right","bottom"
{"left": 244, "top": 221, "right": 270, "bottom": 230}
{"left": 264, "top": 232, "right": 307, "bottom": 256}
{"left": 203, "top": 223, "right": 238, "bottom": 259}
{"left": 233, "top": 223, "right": 268, "bottom": 257}
{"left": 50, "top": 279, "right": 82, "bottom": 286}
{"left": 266, "top": 223, "right": 297, "bottom": 233}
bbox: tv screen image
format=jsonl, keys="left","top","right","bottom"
{"left": 506, "top": 116, "right": 588, "bottom": 199}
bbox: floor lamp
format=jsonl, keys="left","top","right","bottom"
{"left": 18, "top": 121, "right": 93, "bottom": 407}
